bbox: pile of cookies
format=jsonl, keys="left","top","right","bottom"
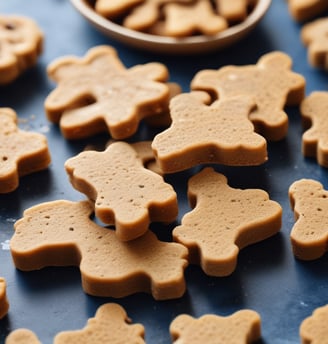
{"left": 2, "top": 1, "right": 328, "bottom": 342}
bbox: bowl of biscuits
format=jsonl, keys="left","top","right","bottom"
{"left": 70, "top": 0, "right": 272, "bottom": 54}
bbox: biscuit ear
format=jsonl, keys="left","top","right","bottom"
{"left": 170, "top": 314, "right": 194, "bottom": 336}
{"left": 258, "top": 51, "right": 292, "bottom": 70}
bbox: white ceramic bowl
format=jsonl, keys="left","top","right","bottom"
{"left": 70, "top": 0, "right": 272, "bottom": 54}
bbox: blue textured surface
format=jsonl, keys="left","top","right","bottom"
{"left": 1, "top": 1, "right": 328, "bottom": 343}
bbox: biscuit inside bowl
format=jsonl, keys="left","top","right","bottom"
{"left": 70, "top": 0, "right": 272, "bottom": 54}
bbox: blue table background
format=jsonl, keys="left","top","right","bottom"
{"left": 1, "top": 1, "right": 328, "bottom": 343}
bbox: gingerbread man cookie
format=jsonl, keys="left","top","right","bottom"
{"left": 170, "top": 310, "right": 261, "bottom": 344}
{"left": 0, "top": 278, "right": 9, "bottom": 319}
{"left": 0, "top": 108, "right": 51, "bottom": 193}
{"left": 173, "top": 167, "right": 282, "bottom": 276}
{"left": 300, "top": 304, "right": 328, "bottom": 344}
{"left": 191, "top": 51, "right": 306, "bottom": 141}
{"left": 11, "top": 200, "right": 188, "bottom": 300}
{"left": 0, "top": 15, "right": 43, "bottom": 84}
{"left": 152, "top": 91, "right": 267, "bottom": 174}
{"left": 301, "top": 18, "right": 328, "bottom": 70}
{"left": 288, "top": 0, "right": 328, "bottom": 21}
{"left": 300, "top": 92, "right": 328, "bottom": 167}
{"left": 44, "top": 45, "right": 170, "bottom": 140}
{"left": 65, "top": 141, "right": 177, "bottom": 241}
{"left": 289, "top": 178, "right": 328, "bottom": 260}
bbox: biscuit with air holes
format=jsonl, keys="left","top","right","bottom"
{"left": 300, "top": 304, "right": 328, "bottom": 344}
{"left": 10, "top": 199, "right": 188, "bottom": 300}
{"left": 289, "top": 178, "right": 328, "bottom": 260}
{"left": 300, "top": 92, "right": 328, "bottom": 167}
{"left": 44, "top": 45, "right": 170, "bottom": 140}
{"left": 301, "top": 19, "right": 328, "bottom": 70}
{"left": 0, "top": 15, "right": 43, "bottom": 84}
{"left": 173, "top": 167, "right": 282, "bottom": 276}
{"left": 170, "top": 310, "right": 261, "bottom": 344}
{"left": 0, "top": 278, "right": 9, "bottom": 319}
{"left": 288, "top": 0, "right": 328, "bottom": 21}
{"left": 65, "top": 141, "right": 177, "bottom": 241}
{"left": 162, "top": 0, "right": 228, "bottom": 37}
{"left": 152, "top": 91, "right": 267, "bottom": 174}
{"left": 0, "top": 108, "right": 51, "bottom": 193}
{"left": 191, "top": 51, "right": 306, "bottom": 141}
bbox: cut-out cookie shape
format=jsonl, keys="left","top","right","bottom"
{"left": 288, "top": 0, "right": 328, "bottom": 21}
{"left": 5, "top": 303, "right": 145, "bottom": 344}
{"left": 300, "top": 92, "right": 328, "bottom": 167}
{"left": 173, "top": 167, "right": 282, "bottom": 276}
{"left": 0, "top": 278, "right": 9, "bottom": 319}
{"left": 300, "top": 304, "right": 328, "bottom": 344}
{"left": 289, "top": 178, "right": 328, "bottom": 260}
{"left": 11, "top": 200, "right": 188, "bottom": 300}
{"left": 301, "top": 19, "right": 328, "bottom": 70}
{"left": 191, "top": 51, "right": 306, "bottom": 141}
{"left": 170, "top": 310, "right": 261, "bottom": 343}
{"left": 162, "top": 0, "right": 228, "bottom": 37}
{"left": 65, "top": 141, "right": 177, "bottom": 241}
{"left": 152, "top": 91, "right": 267, "bottom": 174}
{"left": 0, "top": 15, "right": 43, "bottom": 84}
{"left": 5, "top": 329, "right": 41, "bottom": 344}
{"left": 44, "top": 45, "right": 170, "bottom": 140}
{"left": 0, "top": 108, "right": 51, "bottom": 193}
{"left": 216, "top": 0, "right": 249, "bottom": 22}
{"left": 95, "top": 0, "right": 144, "bottom": 19}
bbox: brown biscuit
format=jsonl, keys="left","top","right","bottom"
{"left": 11, "top": 199, "right": 188, "bottom": 300}
{"left": 162, "top": 0, "right": 228, "bottom": 37}
{"left": 301, "top": 18, "right": 328, "bottom": 70}
{"left": 300, "top": 92, "right": 328, "bottom": 167}
{"left": 0, "top": 15, "right": 43, "bottom": 84}
{"left": 152, "top": 91, "right": 267, "bottom": 174}
{"left": 170, "top": 310, "right": 261, "bottom": 344}
{"left": 44, "top": 45, "right": 170, "bottom": 140}
{"left": 0, "top": 108, "right": 51, "bottom": 193}
{"left": 300, "top": 304, "right": 328, "bottom": 344}
{"left": 289, "top": 178, "right": 328, "bottom": 260}
{"left": 95, "top": 0, "right": 144, "bottom": 19}
{"left": 216, "top": 0, "right": 249, "bottom": 22}
{"left": 191, "top": 51, "right": 306, "bottom": 141}
{"left": 0, "top": 278, "right": 9, "bottom": 319}
{"left": 65, "top": 141, "right": 177, "bottom": 241}
{"left": 173, "top": 167, "right": 282, "bottom": 276}
{"left": 5, "top": 329, "right": 41, "bottom": 344}
{"left": 288, "top": 0, "right": 328, "bottom": 22}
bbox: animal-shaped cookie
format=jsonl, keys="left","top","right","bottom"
{"left": 170, "top": 310, "right": 261, "bottom": 344}
{"left": 173, "top": 167, "right": 282, "bottom": 276}
{"left": 44, "top": 45, "right": 170, "bottom": 140}
{"left": 288, "top": 0, "right": 328, "bottom": 21}
{"left": 289, "top": 178, "right": 328, "bottom": 260}
{"left": 152, "top": 91, "right": 267, "bottom": 174}
{"left": 0, "top": 15, "right": 43, "bottom": 84}
{"left": 11, "top": 200, "right": 188, "bottom": 300}
{"left": 0, "top": 278, "right": 9, "bottom": 319}
{"left": 162, "top": 0, "right": 228, "bottom": 37}
{"left": 300, "top": 304, "right": 328, "bottom": 344}
{"left": 65, "top": 141, "right": 177, "bottom": 241}
{"left": 216, "top": 0, "right": 249, "bottom": 22}
{"left": 301, "top": 18, "right": 328, "bottom": 70}
{"left": 94, "top": 0, "right": 144, "bottom": 19}
{"left": 5, "top": 303, "right": 145, "bottom": 344}
{"left": 191, "top": 51, "right": 306, "bottom": 141}
{"left": 299, "top": 92, "right": 328, "bottom": 167}
{"left": 0, "top": 108, "right": 51, "bottom": 193}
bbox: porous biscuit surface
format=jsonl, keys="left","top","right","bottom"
{"left": 191, "top": 51, "right": 306, "bottom": 141}
{"left": 11, "top": 200, "right": 188, "bottom": 300}
{"left": 0, "top": 15, "right": 43, "bottom": 84}
{"left": 289, "top": 178, "right": 328, "bottom": 260}
{"left": 173, "top": 167, "right": 282, "bottom": 276}
{"left": 170, "top": 310, "right": 261, "bottom": 344}
{"left": 65, "top": 141, "right": 178, "bottom": 241}
{"left": 0, "top": 108, "right": 51, "bottom": 193}
{"left": 45, "top": 45, "right": 170, "bottom": 140}
{"left": 152, "top": 91, "right": 267, "bottom": 174}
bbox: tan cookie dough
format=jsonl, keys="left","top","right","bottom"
{"left": 288, "top": 0, "right": 328, "bottom": 21}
